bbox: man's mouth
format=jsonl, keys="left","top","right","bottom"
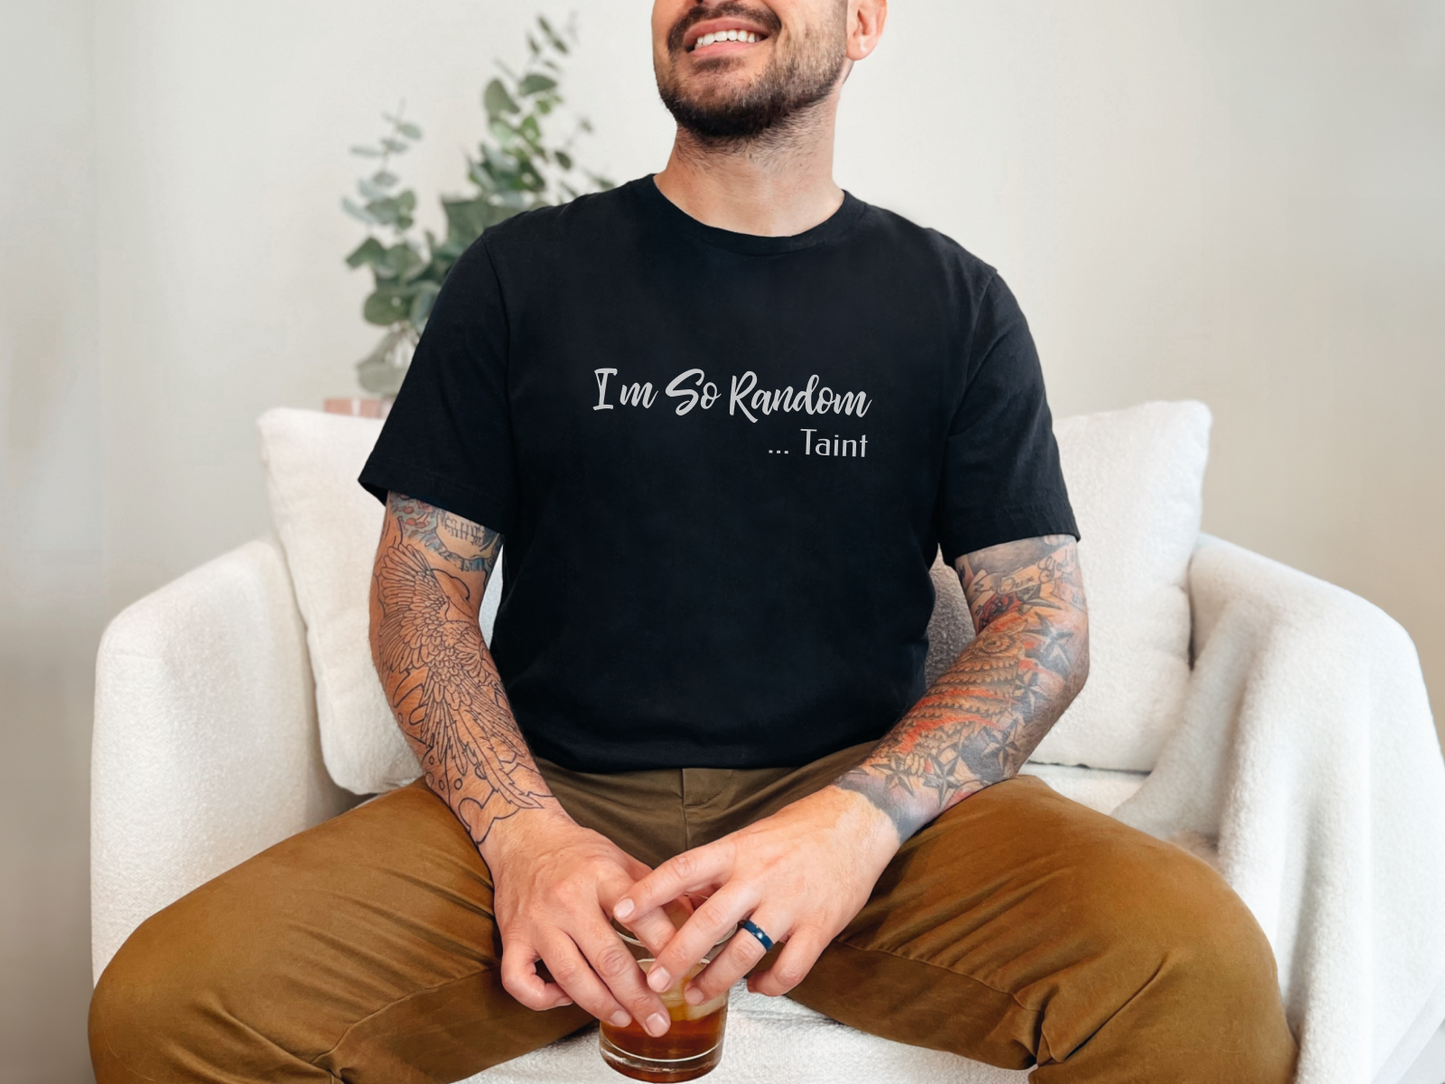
{"left": 685, "top": 26, "right": 771, "bottom": 57}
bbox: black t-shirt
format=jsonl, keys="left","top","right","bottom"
{"left": 359, "top": 173, "right": 1078, "bottom": 772}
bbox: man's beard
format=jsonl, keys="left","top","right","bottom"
{"left": 655, "top": 4, "right": 848, "bottom": 143}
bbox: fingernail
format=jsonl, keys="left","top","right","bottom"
{"left": 647, "top": 966, "right": 671, "bottom": 992}
{"left": 646, "top": 1012, "right": 669, "bottom": 1037}
{"left": 609, "top": 1010, "right": 631, "bottom": 1027}
{"left": 685, "top": 985, "right": 704, "bottom": 1005}
{"left": 558, "top": 998, "right": 574, "bottom": 1007}
{"left": 614, "top": 899, "right": 635, "bottom": 920}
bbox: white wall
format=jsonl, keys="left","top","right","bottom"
{"left": 0, "top": 0, "right": 103, "bottom": 640}
{"left": 86, "top": 0, "right": 1444, "bottom": 736}
{"left": 0, "top": 5, "right": 101, "bottom": 1080}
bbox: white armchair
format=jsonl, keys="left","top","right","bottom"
{"left": 91, "top": 406, "right": 1445, "bottom": 1084}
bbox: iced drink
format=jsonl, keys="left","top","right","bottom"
{"left": 599, "top": 935, "right": 732, "bottom": 1081}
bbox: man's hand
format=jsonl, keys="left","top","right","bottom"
{"left": 485, "top": 812, "right": 684, "bottom": 1036}
{"left": 611, "top": 785, "right": 899, "bottom": 1013}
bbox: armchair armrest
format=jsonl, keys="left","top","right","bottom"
{"left": 1114, "top": 534, "right": 1445, "bottom": 1084}
{"left": 91, "top": 536, "right": 356, "bottom": 982}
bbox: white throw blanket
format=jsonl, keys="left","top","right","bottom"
{"left": 474, "top": 986, "right": 1030, "bottom": 1084}
{"left": 1115, "top": 536, "right": 1445, "bottom": 1084}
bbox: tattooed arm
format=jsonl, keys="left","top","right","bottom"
{"left": 368, "top": 492, "right": 674, "bottom": 1031}
{"left": 833, "top": 534, "right": 1090, "bottom": 843}
{"left": 368, "top": 491, "right": 562, "bottom": 846}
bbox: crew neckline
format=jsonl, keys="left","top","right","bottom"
{"left": 629, "top": 172, "right": 868, "bottom": 255}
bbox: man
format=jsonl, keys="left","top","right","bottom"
{"left": 89, "top": 1, "right": 1299, "bottom": 1081}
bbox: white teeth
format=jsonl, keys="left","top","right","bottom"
{"left": 693, "top": 29, "right": 760, "bottom": 50}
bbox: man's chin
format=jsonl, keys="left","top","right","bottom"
{"left": 669, "top": 65, "right": 758, "bottom": 100}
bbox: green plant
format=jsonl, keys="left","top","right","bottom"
{"left": 343, "top": 13, "right": 612, "bottom": 395}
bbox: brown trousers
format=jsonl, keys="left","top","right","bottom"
{"left": 89, "top": 742, "right": 1298, "bottom": 1083}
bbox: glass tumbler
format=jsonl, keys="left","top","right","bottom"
{"left": 599, "top": 926, "right": 735, "bottom": 1082}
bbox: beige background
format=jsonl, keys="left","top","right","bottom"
{"left": 2, "top": 1, "right": 1441, "bottom": 1081}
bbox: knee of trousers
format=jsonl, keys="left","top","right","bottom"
{"left": 1044, "top": 841, "right": 1294, "bottom": 1069}
{"left": 90, "top": 904, "right": 269, "bottom": 1082}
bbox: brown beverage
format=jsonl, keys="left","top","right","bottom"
{"left": 599, "top": 960, "right": 729, "bottom": 1082}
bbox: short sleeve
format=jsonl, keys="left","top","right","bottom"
{"left": 357, "top": 235, "right": 519, "bottom": 535}
{"left": 937, "top": 272, "right": 1079, "bottom": 565}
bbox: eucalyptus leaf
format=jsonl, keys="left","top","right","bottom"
{"left": 381, "top": 137, "right": 409, "bottom": 154}
{"left": 356, "top": 324, "right": 418, "bottom": 395}
{"left": 518, "top": 162, "right": 545, "bottom": 193}
{"left": 342, "top": 197, "right": 380, "bottom": 225}
{"left": 483, "top": 142, "right": 520, "bottom": 175}
{"left": 382, "top": 242, "right": 425, "bottom": 281}
{"left": 357, "top": 352, "right": 407, "bottom": 396}
{"left": 555, "top": 149, "right": 573, "bottom": 170}
{"left": 431, "top": 233, "right": 467, "bottom": 262}
{"left": 358, "top": 178, "right": 387, "bottom": 201}
{"left": 410, "top": 281, "right": 441, "bottom": 325}
{"left": 397, "top": 122, "right": 422, "bottom": 139}
{"left": 350, "top": 145, "right": 382, "bottom": 157}
{"left": 518, "top": 73, "right": 558, "bottom": 96}
{"left": 468, "top": 159, "right": 497, "bottom": 192}
{"left": 364, "top": 284, "right": 417, "bottom": 326}
{"left": 442, "top": 196, "right": 493, "bottom": 242}
{"left": 537, "top": 15, "right": 569, "bottom": 53}
{"left": 372, "top": 169, "right": 399, "bottom": 187}
{"left": 484, "top": 78, "right": 520, "bottom": 117}
{"left": 345, "top": 236, "right": 387, "bottom": 268}
{"left": 366, "top": 197, "right": 401, "bottom": 226}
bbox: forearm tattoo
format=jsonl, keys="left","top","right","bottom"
{"left": 371, "top": 492, "right": 556, "bottom": 848}
{"left": 835, "top": 535, "right": 1090, "bottom": 843}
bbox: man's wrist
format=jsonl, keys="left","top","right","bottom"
{"left": 818, "top": 781, "right": 907, "bottom": 864}
{"left": 831, "top": 768, "right": 952, "bottom": 848}
{"left": 476, "top": 802, "right": 577, "bottom": 869}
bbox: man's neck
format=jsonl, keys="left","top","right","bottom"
{"left": 651, "top": 102, "right": 844, "bottom": 238}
